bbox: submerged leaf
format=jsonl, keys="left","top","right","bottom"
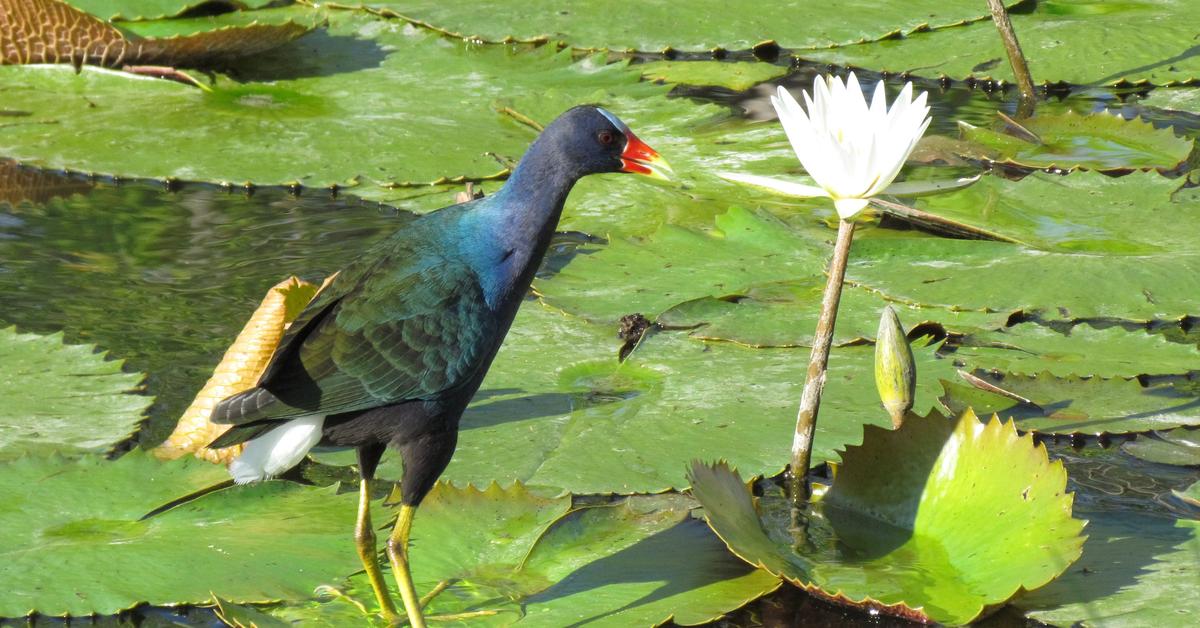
{"left": 1121, "top": 429, "right": 1200, "bottom": 467}
{"left": 0, "top": 326, "right": 150, "bottom": 455}
{"left": 689, "top": 410, "right": 1086, "bottom": 625}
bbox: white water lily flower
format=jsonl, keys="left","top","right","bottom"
{"left": 720, "top": 72, "right": 976, "bottom": 220}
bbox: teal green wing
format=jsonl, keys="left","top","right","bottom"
{"left": 211, "top": 245, "right": 495, "bottom": 428}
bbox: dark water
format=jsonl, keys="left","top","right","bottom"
{"left": 1, "top": 76, "right": 1198, "bottom": 626}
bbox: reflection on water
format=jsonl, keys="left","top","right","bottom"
{"left": 0, "top": 165, "right": 432, "bottom": 445}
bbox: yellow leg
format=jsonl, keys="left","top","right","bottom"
{"left": 355, "top": 479, "right": 399, "bottom": 622}
{"left": 386, "top": 504, "right": 427, "bottom": 628}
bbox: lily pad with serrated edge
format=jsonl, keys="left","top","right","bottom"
{"left": 0, "top": 326, "right": 151, "bottom": 456}
{"left": 954, "top": 323, "right": 1200, "bottom": 378}
{"left": 67, "top": 0, "right": 278, "bottom": 21}
{"left": 637, "top": 60, "right": 788, "bottom": 91}
{"left": 955, "top": 111, "right": 1193, "bottom": 173}
{"left": 906, "top": 171, "right": 1200, "bottom": 254}
{"left": 941, "top": 373, "right": 1200, "bottom": 436}
{"left": 688, "top": 410, "right": 1086, "bottom": 626}
{"left": 0, "top": 451, "right": 369, "bottom": 617}
{"left": 1121, "top": 429, "right": 1200, "bottom": 466}
{"left": 267, "top": 484, "right": 781, "bottom": 626}
{"left": 341, "top": 0, "right": 1022, "bottom": 52}
{"left": 801, "top": 0, "right": 1200, "bottom": 86}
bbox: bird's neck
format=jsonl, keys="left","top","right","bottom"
{"left": 468, "top": 145, "right": 581, "bottom": 308}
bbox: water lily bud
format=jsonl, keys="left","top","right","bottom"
{"left": 875, "top": 305, "right": 916, "bottom": 428}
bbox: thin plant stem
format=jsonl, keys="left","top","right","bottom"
{"left": 986, "top": 0, "right": 1036, "bottom": 117}
{"left": 788, "top": 218, "right": 856, "bottom": 505}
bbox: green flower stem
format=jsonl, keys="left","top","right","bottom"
{"left": 788, "top": 217, "right": 856, "bottom": 505}
{"left": 986, "top": 0, "right": 1036, "bottom": 116}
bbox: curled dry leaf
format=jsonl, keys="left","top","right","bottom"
{"left": 155, "top": 275, "right": 322, "bottom": 464}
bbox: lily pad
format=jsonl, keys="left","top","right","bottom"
{"left": 440, "top": 303, "right": 957, "bottom": 493}
{"left": 941, "top": 373, "right": 1200, "bottom": 436}
{"left": 1122, "top": 429, "right": 1200, "bottom": 466}
{"left": 802, "top": 0, "right": 1200, "bottom": 86}
{"left": 67, "top": 0, "right": 277, "bottom": 21}
{"left": 0, "top": 326, "right": 151, "bottom": 455}
{"left": 1014, "top": 512, "right": 1199, "bottom": 626}
{"left": 689, "top": 410, "right": 1086, "bottom": 625}
{"left": 346, "top": 0, "right": 1020, "bottom": 52}
{"left": 637, "top": 60, "right": 788, "bottom": 91}
{"left": 656, "top": 279, "right": 1009, "bottom": 348}
{"left": 955, "top": 323, "right": 1200, "bottom": 378}
{"left": 956, "top": 112, "right": 1192, "bottom": 172}
{"left": 270, "top": 485, "right": 781, "bottom": 626}
{"left": 1175, "top": 480, "right": 1200, "bottom": 506}
{"left": 0, "top": 451, "right": 369, "bottom": 616}
{"left": 846, "top": 237, "right": 1200, "bottom": 323}
{"left": 909, "top": 171, "right": 1200, "bottom": 254}
{"left": 535, "top": 206, "right": 826, "bottom": 324}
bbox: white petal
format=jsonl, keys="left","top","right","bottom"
{"left": 882, "top": 175, "right": 982, "bottom": 196}
{"left": 718, "top": 172, "right": 830, "bottom": 198}
{"left": 834, "top": 197, "right": 871, "bottom": 219}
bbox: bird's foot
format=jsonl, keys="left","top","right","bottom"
{"left": 418, "top": 579, "right": 452, "bottom": 609}
{"left": 316, "top": 584, "right": 398, "bottom": 624}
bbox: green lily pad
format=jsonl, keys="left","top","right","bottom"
{"left": 0, "top": 327, "right": 151, "bottom": 455}
{"left": 1122, "top": 429, "right": 1200, "bottom": 466}
{"left": 270, "top": 485, "right": 781, "bottom": 626}
{"left": 909, "top": 171, "right": 1200, "bottom": 254}
{"left": 440, "top": 303, "right": 956, "bottom": 493}
{"left": 345, "top": 0, "right": 1019, "bottom": 52}
{"left": 0, "top": 451, "right": 370, "bottom": 616}
{"left": 535, "top": 206, "right": 826, "bottom": 324}
{"left": 956, "top": 112, "right": 1192, "bottom": 172}
{"left": 1014, "top": 513, "right": 1199, "bottom": 626}
{"left": 657, "top": 280, "right": 1011, "bottom": 348}
{"left": 67, "top": 0, "right": 277, "bottom": 21}
{"left": 689, "top": 410, "right": 1086, "bottom": 625}
{"left": 955, "top": 323, "right": 1200, "bottom": 378}
{"left": 637, "top": 60, "right": 788, "bottom": 91}
{"left": 802, "top": 0, "right": 1200, "bottom": 86}
{"left": 941, "top": 373, "right": 1200, "bottom": 436}
{"left": 846, "top": 237, "right": 1200, "bottom": 323}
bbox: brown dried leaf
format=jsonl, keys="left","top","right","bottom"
{"left": 0, "top": 0, "right": 311, "bottom": 69}
{"left": 154, "top": 275, "right": 319, "bottom": 464}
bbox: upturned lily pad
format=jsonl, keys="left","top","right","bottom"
{"left": 0, "top": 451, "right": 369, "bottom": 616}
{"left": 439, "top": 304, "right": 957, "bottom": 493}
{"left": 908, "top": 171, "right": 1200, "bottom": 254}
{"left": 270, "top": 484, "right": 780, "bottom": 626}
{"left": 941, "top": 373, "right": 1200, "bottom": 436}
{"left": 637, "top": 60, "right": 788, "bottom": 91}
{"left": 1122, "top": 429, "right": 1200, "bottom": 466}
{"left": 1175, "top": 480, "right": 1200, "bottom": 506}
{"left": 345, "top": 0, "right": 1020, "bottom": 52}
{"left": 0, "top": 326, "right": 151, "bottom": 455}
{"left": 955, "top": 323, "right": 1200, "bottom": 378}
{"left": 1, "top": 0, "right": 312, "bottom": 68}
{"left": 956, "top": 112, "right": 1192, "bottom": 172}
{"left": 802, "top": 0, "right": 1200, "bottom": 86}
{"left": 689, "top": 410, "right": 1086, "bottom": 625}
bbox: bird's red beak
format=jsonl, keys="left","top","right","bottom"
{"left": 620, "top": 132, "right": 673, "bottom": 180}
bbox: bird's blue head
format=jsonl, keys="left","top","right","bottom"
{"left": 533, "top": 105, "right": 672, "bottom": 181}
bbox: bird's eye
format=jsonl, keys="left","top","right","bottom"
{"left": 597, "top": 130, "right": 615, "bottom": 146}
